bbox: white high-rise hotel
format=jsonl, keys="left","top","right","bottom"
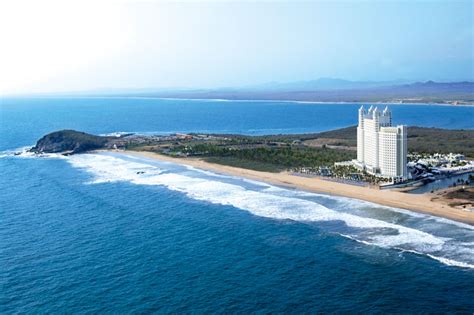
{"left": 354, "top": 106, "right": 408, "bottom": 180}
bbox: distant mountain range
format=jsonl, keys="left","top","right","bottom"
{"left": 23, "top": 79, "right": 474, "bottom": 104}
{"left": 119, "top": 80, "right": 474, "bottom": 104}
{"left": 243, "top": 78, "right": 412, "bottom": 91}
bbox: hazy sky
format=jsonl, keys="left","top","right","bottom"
{"left": 0, "top": 0, "right": 473, "bottom": 94}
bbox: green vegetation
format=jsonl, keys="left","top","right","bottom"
{"left": 304, "top": 126, "right": 474, "bottom": 158}
{"left": 331, "top": 165, "right": 391, "bottom": 184}
{"left": 32, "top": 126, "right": 473, "bottom": 181}
{"left": 407, "top": 127, "right": 474, "bottom": 158}
{"left": 446, "top": 187, "right": 474, "bottom": 201}
{"left": 204, "top": 157, "right": 285, "bottom": 172}
{"left": 125, "top": 126, "right": 472, "bottom": 177}
{"left": 166, "top": 143, "right": 356, "bottom": 172}
{"left": 31, "top": 130, "right": 111, "bottom": 154}
{"left": 213, "top": 125, "right": 357, "bottom": 144}
{"left": 444, "top": 187, "right": 474, "bottom": 208}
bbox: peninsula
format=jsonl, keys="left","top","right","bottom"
{"left": 74, "top": 80, "right": 474, "bottom": 105}
{"left": 30, "top": 128, "right": 474, "bottom": 225}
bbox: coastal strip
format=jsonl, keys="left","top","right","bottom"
{"left": 123, "top": 150, "right": 474, "bottom": 225}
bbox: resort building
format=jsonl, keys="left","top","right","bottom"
{"left": 354, "top": 106, "right": 408, "bottom": 180}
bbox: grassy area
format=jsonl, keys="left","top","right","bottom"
{"left": 442, "top": 187, "right": 474, "bottom": 208}
{"left": 125, "top": 125, "right": 472, "bottom": 174}
{"left": 173, "top": 144, "right": 356, "bottom": 170}
{"left": 302, "top": 126, "right": 474, "bottom": 158}
{"left": 445, "top": 187, "right": 474, "bottom": 201}
{"left": 407, "top": 127, "right": 474, "bottom": 157}
{"left": 204, "top": 156, "right": 285, "bottom": 172}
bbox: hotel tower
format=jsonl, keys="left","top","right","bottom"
{"left": 354, "top": 106, "right": 407, "bottom": 180}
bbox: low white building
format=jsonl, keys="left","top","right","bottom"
{"left": 353, "top": 106, "right": 408, "bottom": 179}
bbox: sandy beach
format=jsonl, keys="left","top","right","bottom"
{"left": 123, "top": 150, "right": 474, "bottom": 225}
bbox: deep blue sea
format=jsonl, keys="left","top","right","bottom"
{"left": 1, "top": 97, "right": 474, "bottom": 313}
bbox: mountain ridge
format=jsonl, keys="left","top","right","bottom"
{"left": 8, "top": 79, "right": 474, "bottom": 104}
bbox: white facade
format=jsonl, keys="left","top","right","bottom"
{"left": 355, "top": 106, "right": 407, "bottom": 179}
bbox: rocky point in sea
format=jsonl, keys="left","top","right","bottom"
{"left": 30, "top": 130, "right": 113, "bottom": 155}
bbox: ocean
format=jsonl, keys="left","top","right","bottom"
{"left": 1, "top": 97, "right": 474, "bottom": 313}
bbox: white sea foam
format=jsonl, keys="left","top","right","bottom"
{"left": 69, "top": 154, "right": 163, "bottom": 184}
{"left": 0, "top": 146, "right": 67, "bottom": 159}
{"left": 0, "top": 146, "right": 33, "bottom": 158}
{"left": 427, "top": 254, "right": 474, "bottom": 269}
{"left": 262, "top": 184, "right": 474, "bottom": 232}
{"left": 99, "top": 131, "right": 132, "bottom": 137}
{"left": 183, "top": 165, "right": 233, "bottom": 179}
{"left": 63, "top": 153, "right": 474, "bottom": 269}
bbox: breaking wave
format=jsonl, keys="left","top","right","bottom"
{"left": 0, "top": 146, "right": 68, "bottom": 160}
{"left": 7, "top": 151, "right": 472, "bottom": 269}
{"left": 62, "top": 152, "right": 474, "bottom": 269}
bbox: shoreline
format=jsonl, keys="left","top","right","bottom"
{"left": 4, "top": 95, "right": 473, "bottom": 106}
{"left": 123, "top": 150, "right": 474, "bottom": 225}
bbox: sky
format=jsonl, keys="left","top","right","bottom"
{"left": 0, "top": 0, "right": 473, "bottom": 95}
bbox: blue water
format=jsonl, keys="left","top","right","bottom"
{"left": 1, "top": 97, "right": 473, "bottom": 150}
{"left": 1, "top": 97, "right": 474, "bottom": 313}
{"left": 410, "top": 173, "right": 473, "bottom": 194}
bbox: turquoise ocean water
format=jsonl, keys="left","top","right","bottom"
{"left": 1, "top": 97, "right": 474, "bottom": 313}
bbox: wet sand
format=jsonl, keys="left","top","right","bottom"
{"left": 124, "top": 150, "right": 474, "bottom": 225}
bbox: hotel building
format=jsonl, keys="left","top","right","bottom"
{"left": 354, "top": 106, "right": 408, "bottom": 180}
